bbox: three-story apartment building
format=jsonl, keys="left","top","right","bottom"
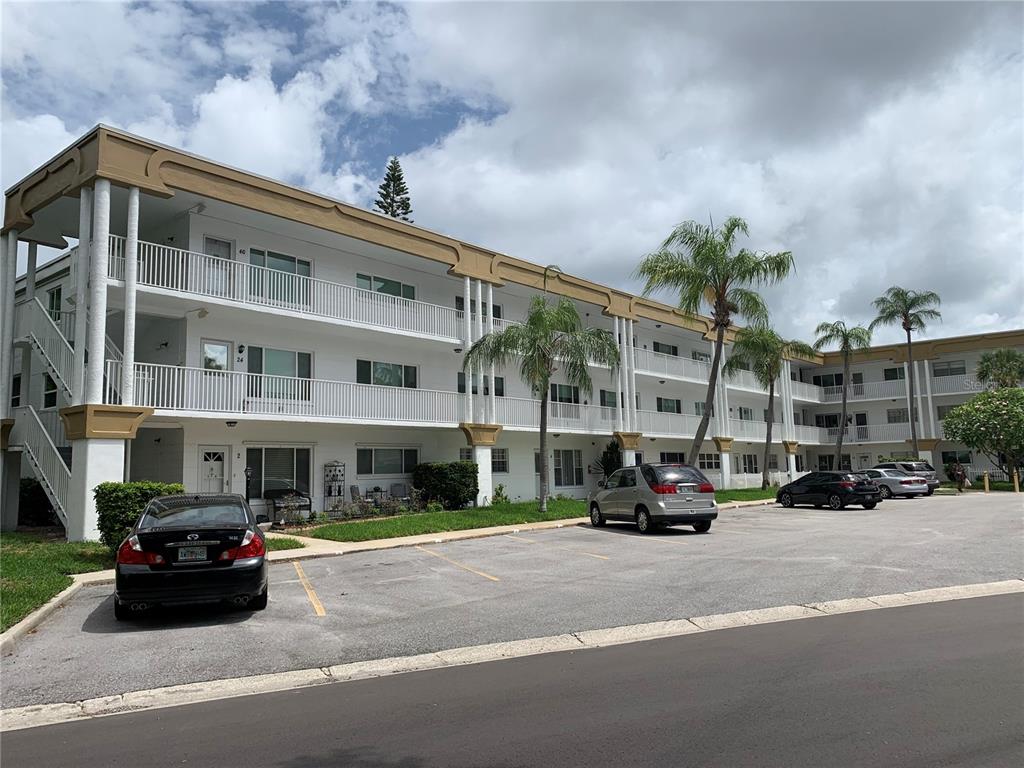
{"left": 1, "top": 127, "right": 1020, "bottom": 539}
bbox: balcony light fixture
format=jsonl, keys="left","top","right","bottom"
{"left": 659, "top": 380, "right": 665, "bottom": 385}
{"left": 453, "top": 347, "right": 463, "bottom": 354}
{"left": 226, "top": 421, "right": 238, "bottom": 427}
{"left": 655, "top": 324, "right": 661, "bottom": 328}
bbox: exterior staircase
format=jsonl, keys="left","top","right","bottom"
{"left": 12, "top": 405, "right": 70, "bottom": 527}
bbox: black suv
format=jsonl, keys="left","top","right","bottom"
{"left": 776, "top": 471, "right": 882, "bottom": 510}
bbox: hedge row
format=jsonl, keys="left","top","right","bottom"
{"left": 94, "top": 481, "right": 184, "bottom": 552}
{"left": 411, "top": 461, "right": 478, "bottom": 509}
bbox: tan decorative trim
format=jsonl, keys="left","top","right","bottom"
{"left": 613, "top": 431, "right": 643, "bottom": 451}
{"left": 60, "top": 404, "right": 153, "bottom": 440}
{"left": 0, "top": 419, "right": 14, "bottom": 451}
{"left": 911, "top": 438, "right": 941, "bottom": 451}
{"left": 782, "top": 440, "right": 800, "bottom": 455}
{"left": 712, "top": 436, "right": 734, "bottom": 453}
{"left": 459, "top": 423, "right": 503, "bottom": 447}
{"left": 820, "top": 328, "right": 1024, "bottom": 366}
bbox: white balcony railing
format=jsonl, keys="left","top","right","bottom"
{"left": 633, "top": 349, "right": 712, "bottom": 382}
{"left": 16, "top": 298, "right": 75, "bottom": 396}
{"left": 636, "top": 409, "right": 703, "bottom": 438}
{"left": 930, "top": 374, "right": 985, "bottom": 395}
{"left": 14, "top": 406, "right": 70, "bottom": 524}
{"left": 793, "top": 424, "right": 827, "bottom": 444}
{"left": 728, "top": 419, "right": 784, "bottom": 442}
{"left": 107, "top": 235, "right": 467, "bottom": 341}
{"left": 821, "top": 379, "right": 906, "bottom": 402}
{"left": 790, "top": 379, "right": 822, "bottom": 402}
{"left": 825, "top": 422, "right": 911, "bottom": 443}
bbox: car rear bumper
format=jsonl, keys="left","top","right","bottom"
{"left": 846, "top": 492, "right": 882, "bottom": 504}
{"left": 652, "top": 510, "right": 719, "bottom": 523}
{"left": 115, "top": 558, "right": 268, "bottom": 605}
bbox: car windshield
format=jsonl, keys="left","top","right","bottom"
{"left": 903, "top": 462, "right": 933, "bottom": 472}
{"left": 846, "top": 473, "right": 870, "bottom": 482}
{"left": 139, "top": 499, "right": 248, "bottom": 529}
{"left": 651, "top": 465, "right": 708, "bottom": 485}
{"left": 888, "top": 470, "right": 909, "bottom": 477}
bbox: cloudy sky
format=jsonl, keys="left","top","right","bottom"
{"left": 3, "top": 1, "right": 1022, "bottom": 345}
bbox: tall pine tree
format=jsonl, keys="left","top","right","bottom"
{"left": 373, "top": 156, "right": 413, "bottom": 222}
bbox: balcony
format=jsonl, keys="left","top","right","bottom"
{"left": 633, "top": 348, "right": 712, "bottom": 383}
{"left": 930, "top": 374, "right": 984, "bottom": 395}
{"left": 790, "top": 379, "right": 822, "bottom": 402}
{"left": 821, "top": 379, "right": 906, "bottom": 402}
{"left": 823, "top": 423, "right": 912, "bottom": 443}
{"left": 106, "top": 235, "right": 469, "bottom": 342}
{"left": 793, "top": 424, "right": 827, "bottom": 444}
{"left": 727, "top": 418, "right": 785, "bottom": 442}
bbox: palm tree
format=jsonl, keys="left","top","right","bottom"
{"left": 976, "top": 348, "right": 1024, "bottom": 389}
{"left": 636, "top": 216, "right": 795, "bottom": 465}
{"left": 463, "top": 295, "right": 619, "bottom": 512}
{"left": 722, "top": 326, "right": 815, "bottom": 489}
{"left": 869, "top": 287, "right": 942, "bottom": 454}
{"left": 813, "top": 321, "right": 872, "bottom": 465}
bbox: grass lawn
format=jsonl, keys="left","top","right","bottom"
{"left": 0, "top": 532, "right": 113, "bottom": 632}
{"left": 938, "top": 481, "right": 1016, "bottom": 493}
{"left": 309, "top": 498, "right": 587, "bottom": 543}
{"left": 715, "top": 487, "right": 776, "bottom": 503}
{"left": 264, "top": 536, "right": 305, "bottom": 551}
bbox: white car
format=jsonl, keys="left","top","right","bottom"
{"left": 863, "top": 469, "right": 930, "bottom": 499}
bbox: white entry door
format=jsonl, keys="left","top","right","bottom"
{"left": 200, "top": 447, "right": 229, "bottom": 493}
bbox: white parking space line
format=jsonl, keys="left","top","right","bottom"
{"left": 505, "top": 534, "right": 610, "bottom": 560}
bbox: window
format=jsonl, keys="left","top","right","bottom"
{"left": 936, "top": 404, "right": 957, "bottom": 420}
{"left": 741, "top": 454, "right": 759, "bottom": 474}
{"left": 657, "top": 397, "right": 682, "bottom": 414}
{"left": 459, "top": 448, "right": 473, "bottom": 462}
{"left": 812, "top": 372, "right": 844, "bottom": 388}
{"left": 698, "top": 453, "right": 720, "bottom": 470}
{"left": 492, "top": 448, "right": 509, "bottom": 473}
{"left": 245, "top": 446, "right": 311, "bottom": 499}
{"left": 534, "top": 451, "right": 541, "bottom": 475}
{"left": 795, "top": 455, "right": 805, "bottom": 472}
{"left": 940, "top": 450, "right": 972, "bottom": 465}
{"left": 932, "top": 360, "right": 966, "bottom": 377}
{"left": 247, "top": 346, "right": 311, "bottom": 399}
{"left": 599, "top": 390, "right": 618, "bottom": 409}
{"left": 653, "top": 341, "right": 678, "bottom": 357}
{"left": 43, "top": 374, "right": 58, "bottom": 409}
{"left": 249, "top": 248, "right": 311, "bottom": 304}
{"left": 819, "top": 454, "right": 852, "bottom": 470}
{"left": 660, "top": 451, "right": 686, "bottom": 463}
{"left": 46, "top": 286, "right": 62, "bottom": 322}
{"left": 457, "top": 373, "right": 504, "bottom": 396}
{"left": 550, "top": 384, "right": 580, "bottom": 404}
{"left": 691, "top": 350, "right": 711, "bottom": 364}
{"left": 203, "top": 236, "right": 232, "bottom": 260}
{"left": 815, "top": 413, "right": 841, "bottom": 429}
{"left": 695, "top": 401, "right": 714, "bottom": 417}
{"left": 357, "top": 359, "right": 417, "bottom": 388}
{"left": 767, "top": 454, "right": 779, "bottom": 471}
{"left": 10, "top": 374, "right": 20, "bottom": 408}
{"left": 359, "top": 273, "right": 416, "bottom": 300}
{"left": 737, "top": 406, "right": 755, "bottom": 421}
{"left": 617, "top": 468, "right": 637, "bottom": 488}
{"left": 356, "top": 447, "right": 419, "bottom": 475}
{"left": 201, "top": 340, "right": 230, "bottom": 372}
{"left": 883, "top": 367, "right": 905, "bottom": 381}
{"left": 454, "top": 296, "right": 502, "bottom": 319}
{"left": 887, "top": 408, "right": 909, "bottom": 424}
{"left": 553, "top": 449, "right": 584, "bottom": 487}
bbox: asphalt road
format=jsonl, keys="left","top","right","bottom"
{"left": 2, "top": 494, "right": 1021, "bottom": 708}
{"left": 4, "top": 594, "right": 1022, "bottom": 768}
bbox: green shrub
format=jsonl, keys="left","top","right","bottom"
{"left": 412, "top": 461, "right": 478, "bottom": 509}
{"left": 492, "top": 484, "right": 511, "bottom": 505}
{"left": 94, "top": 481, "right": 184, "bottom": 551}
{"left": 425, "top": 501, "right": 444, "bottom": 514}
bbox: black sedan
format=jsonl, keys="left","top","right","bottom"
{"left": 776, "top": 471, "right": 882, "bottom": 510}
{"left": 114, "top": 493, "right": 269, "bottom": 620}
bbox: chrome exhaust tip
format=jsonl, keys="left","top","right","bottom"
{"left": 233, "top": 596, "right": 250, "bottom": 606}
{"left": 130, "top": 602, "right": 148, "bottom": 611}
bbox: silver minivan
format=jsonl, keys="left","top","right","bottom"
{"left": 588, "top": 464, "right": 718, "bottom": 534}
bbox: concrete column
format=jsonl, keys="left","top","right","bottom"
{"left": 718, "top": 347, "right": 731, "bottom": 434}
{"left": 1, "top": 451, "right": 20, "bottom": 531}
{"left": 474, "top": 279, "right": 484, "bottom": 423}
{"left": 1, "top": 229, "right": 18, "bottom": 420}
{"left": 26, "top": 242, "right": 38, "bottom": 301}
{"left": 487, "top": 283, "right": 496, "bottom": 424}
{"left": 719, "top": 450, "right": 732, "bottom": 488}
{"left": 914, "top": 360, "right": 927, "bottom": 438}
{"left": 622, "top": 449, "right": 637, "bottom": 467}
{"left": 120, "top": 186, "right": 140, "bottom": 404}
{"left": 614, "top": 317, "right": 624, "bottom": 432}
{"left": 902, "top": 361, "right": 913, "bottom": 434}
{"left": 67, "top": 437, "right": 125, "bottom": 541}
{"left": 473, "top": 445, "right": 492, "bottom": 506}
{"left": 85, "top": 179, "right": 111, "bottom": 404}
{"left": 462, "top": 276, "right": 473, "bottom": 422}
{"left": 780, "top": 360, "right": 794, "bottom": 442}
{"left": 626, "top": 320, "right": 637, "bottom": 429}
{"left": 787, "top": 452, "right": 798, "bottom": 482}
{"left": 924, "top": 360, "right": 937, "bottom": 437}
{"left": 72, "top": 187, "right": 92, "bottom": 404}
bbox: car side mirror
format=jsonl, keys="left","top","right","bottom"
{"left": 597, "top": 479, "right": 606, "bottom": 488}
{"left": 255, "top": 513, "right": 270, "bottom": 524}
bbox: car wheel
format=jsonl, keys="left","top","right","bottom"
{"left": 589, "top": 504, "right": 607, "bottom": 527}
{"left": 113, "top": 599, "right": 128, "bottom": 621}
{"left": 827, "top": 494, "right": 845, "bottom": 510}
{"left": 693, "top": 520, "right": 712, "bottom": 533}
{"left": 862, "top": 502, "right": 877, "bottom": 510}
{"left": 925, "top": 489, "right": 934, "bottom": 496}
{"left": 879, "top": 485, "right": 893, "bottom": 499}
{"left": 779, "top": 492, "right": 794, "bottom": 508}
{"left": 635, "top": 508, "right": 654, "bottom": 534}
{"left": 249, "top": 587, "right": 268, "bottom": 611}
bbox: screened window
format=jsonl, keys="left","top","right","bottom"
{"left": 657, "top": 397, "right": 682, "bottom": 414}
{"left": 660, "top": 452, "right": 686, "bottom": 463}
{"left": 653, "top": 341, "right": 678, "bottom": 357}
{"left": 795, "top": 455, "right": 805, "bottom": 472}
{"left": 244, "top": 446, "right": 311, "bottom": 499}
{"left": 43, "top": 374, "right": 58, "bottom": 409}
{"left": 767, "top": 454, "right": 779, "bottom": 471}
{"left": 940, "top": 450, "right": 972, "bottom": 464}
{"left": 932, "top": 360, "right": 966, "bottom": 377}
{"left": 691, "top": 350, "right": 711, "bottom": 364}
{"left": 249, "top": 248, "right": 311, "bottom": 305}
{"left": 812, "top": 372, "right": 844, "bottom": 387}
{"left": 459, "top": 447, "right": 473, "bottom": 462}
{"left": 698, "top": 453, "right": 720, "bottom": 470}
{"left": 887, "top": 408, "right": 909, "bottom": 424}
{"left": 936, "top": 404, "right": 957, "bottom": 420}
{"left": 741, "top": 454, "right": 759, "bottom": 474}
{"left": 695, "top": 401, "right": 714, "bottom": 417}
{"left": 357, "top": 360, "right": 417, "bottom": 388}
{"left": 46, "top": 286, "right": 62, "bottom": 322}
{"left": 492, "top": 448, "right": 509, "bottom": 473}
{"left": 550, "top": 384, "right": 580, "bottom": 404}
{"left": 356, "top": 447, "right": 419, "bottom": 476}
{"left": 247, "top": 346, "right": 312, "bottom": 399}
{"left": 737, "top": 406, "right": 755, "bottom": 421}
{"left": 457, "top": 373, "right": 504, "bottom": 396}
{"left": 553, "top": 449, "right": 584, "bottom": 487}
{"left": 358, "top": 273, "right": 416, "bottom": 300}
{"left": 599, "top": 390, "right": 618, "bottom": 409}
{"left": 203, "top": 236, "right": 232, "bottom": 260}
{"left": 202, "top": 340, "right": 230, "bottom": 372}
{"left": 10, "top": 374, "right": 20, "bottom": 408}
{"left": 883, "top": 367, "right": 905, "bottom": 381}
{"left": 454, "top": 296, "right": 502, "bottom": 319}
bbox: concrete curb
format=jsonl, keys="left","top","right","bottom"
{"left": 3, "top": 578, "right": 1020, "bottom": 732}
{"left": 0, "top": 580, "right": 84, "bottom": 657}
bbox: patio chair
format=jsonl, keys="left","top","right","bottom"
{"left": 390, "top": 483, "right": 411, "bottom": 503}
{"left": 349, "top": 485, "right": 362, "bottom": 503}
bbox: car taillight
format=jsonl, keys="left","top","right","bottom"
{"left": 698, "top": 482, "right": 715, "bottom": 494}
{"left": 116, "top": 535, "right": 164, "bottom": 565}
{"left": 838, "top": 481, "right": 855, "bottom": 490}
{"left": 900, "top": 479, "right": 916, "bottom": 485}
{"left": 650, "top": 484, "right": 677, "bottom": 494}
{"left": 219, "top": 530, "right": 266, "bottom": 561}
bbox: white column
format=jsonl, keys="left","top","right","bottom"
{"left": 120, "top": 186, "right": 140, "bottom": 405}
{"left": 914, "top": 360, "right": 927, "bottom": 438}
{"left": 780, "top": 360, "right": 794, "bottom": 442}
{"left": 718, "top": 345, "right": 731, "bottom": 435}
{"left": 72, "top": 188, "right": 92, "bottom": 405}
{"left": 622, "top": 449, "right": 637, "bottom": 467}
{"left": 67, "top": 438, "right": 125, "bottom": 541}
{"left": 26, "top": 242, "right": 38, "bottom": 301}
{"left": 719, "top": 450, "right": 733, "bottom": 489}
{"left": 462, "top": 276, "right": 473, "bottom": 422}
{"left": 487, "top": 282, "right": 496, "bottom": 424}
{"left": 902, "top": 361, "right": 914, "bottom": 446}
{"left": 626, "top": 319, "right": 637, "bottom": 429}
{"left": 0, "top": 229, "right": 18, "bottom": 420}
{"left": 473, "top": 445, "right": 493, "bottom": 506}
{"left": 787, "top": 453, "right": 797, "bottom": 483}
{"left": 85, "top": 179, "right": 111, "bottom": 404}
{"left": 474, "top": 279, "right": 484, "bottom": 423}
{"left": 924, "top": 360, "right": 937, "bottom": 438}
{"left": 614, "top": 317, "right": 624, "bottom": 433}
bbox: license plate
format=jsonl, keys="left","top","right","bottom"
{"left": 178, "top": 546, "right": 207, "bottom": 562}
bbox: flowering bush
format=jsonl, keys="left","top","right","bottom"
{"left": 942, "top": 388, "right": 1024, "bottom": 479}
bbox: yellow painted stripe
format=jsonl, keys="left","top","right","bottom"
{"left": 416, "top": 545, "right": 500, "bottom": 582}
{"left": 506, "top": 534, "right": 610, "bottom": 560}
{"left": 293, "top": 561, "right": 326, "bottom": 617}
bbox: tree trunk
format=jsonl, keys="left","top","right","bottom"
{"left": 906, "top": 328, "right": 919, "bottom": 455}
{"left": 689, "top": 324, "right": 726, "bottom": 466}
{"left": 762, "top": 379, "right": 774, "bottom": 490}
{"left": 538, "top": 389, "right": 549, "bottom": 512}
{"left": 835, "top": 350, "right": 849, "bottom": 466}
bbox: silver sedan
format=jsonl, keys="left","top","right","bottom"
{"left": 862, "top": 469, "right": 929, "bottom": 499}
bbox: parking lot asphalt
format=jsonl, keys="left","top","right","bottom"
{"left": 2, "top": 493, "right": 1021, "bottom": 708}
